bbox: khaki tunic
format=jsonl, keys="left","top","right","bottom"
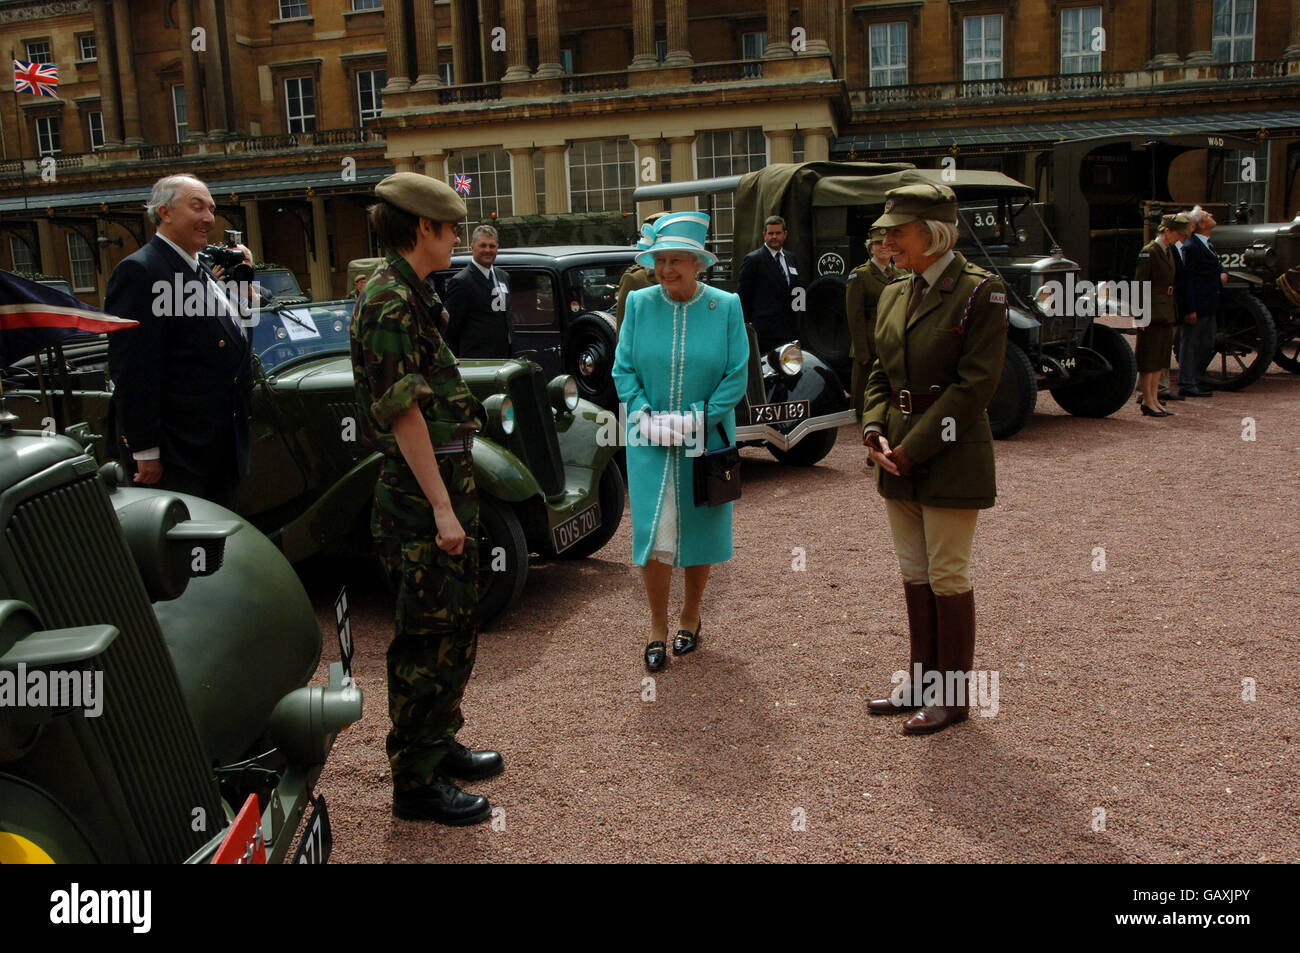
{"left": 862, "top": 252, "right": 1008, "bottom": 510}
{"left": 845, "top": 260, "right": 903, "bottom": 419}
{"left": 1133, "top": 239, "right": 1179, "bottom": 373}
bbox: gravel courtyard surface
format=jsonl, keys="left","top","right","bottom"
{"left": 301, "top": 366, "right": 1300, "bottom": 863}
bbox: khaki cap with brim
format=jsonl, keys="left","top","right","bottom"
{"left": 872, "top": 182, "right": 959, "bottom": 228}
{"left": 374, "top": 172, "right": 467, "bottom": 222}
{"left": 867, "top": 226, "right": 888, "bottom": 245}
{"left": 1159, "top": 213, "right": 1192, "bottom": 233}
{"left": 348, "top": 257, "right": 384, "bottom": 289}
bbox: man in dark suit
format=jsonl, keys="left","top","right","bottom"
{"left": 106, "top": 174, "right": 253, "bottom": 509}
{"left": 1177, "top": 205, "right": 1227, "bottom": 398}
{"left": 737, "top": 215, "right": 803, "bottom": 353}
{"left": 444, "top": 224, "right": 511, "bottom": 358}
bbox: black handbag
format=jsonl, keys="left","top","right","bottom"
{"left": 693, "top": 420, "right": 742, "bottom": 507}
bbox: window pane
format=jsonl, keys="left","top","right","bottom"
{"left": 67, "top": 233, "right": 95, "bottom": 291}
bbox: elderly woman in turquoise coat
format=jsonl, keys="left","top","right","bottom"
{"left": 612, "top": 211, "right": 749, "bottom": 671}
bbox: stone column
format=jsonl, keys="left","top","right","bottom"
{"left": 633, "top": 138, "right": 661, "bottom": 221}
{"left": 803, "top": 0, "right": 830, "bottom": 57}
{"left": 394, "top": 155, "right": 416, "bottom": 172}
{"left": 412, "top": 0, "right": 441, "bottom": 89}
{"left": 1185, "top": 0, "right": 1214, "bottom": 66}
{"left": 535, "top": 0, "right": 563, "bottom": 78}
{"left": 449, "top": 0, "right": 469, "bottom": 84}
{"left": 421, "top": 152, "right": 448, "bottom": 180}
{"left": 308, "top": 196, "right": 331, "bottom": 300}
{"left": 502, "top": 0, "right": 530, "bottom": 80}
{"left": 241, "top": 199, "right": 264, "bottom": 262}
{"left": 802, "top": 127, "right": 832, "bottom": 161}
{"left": 36, "top": 219, "right": 57, "bottom": 275}
{"left": 542, "top": 145, "right": 569, "bottom": 213}
{"left": 176, "top": 0, "right": 205, "bottom": 138}
{"left": 383, "top": 0, "right": 412, "bottom": 92}
{"left": 201, "top": 0, "right": 231, "bottom": 136}
{"left": 629, "top": 0, "right": 657, "bottom": 70}
{"left": 764, "top": 0, "right": 792, "bottom": 59}
{"left": 91, "top": 0, "right": 122, "bottom": 147}
{"left": 1147, "top": 0, "right": 1182, "bottom": 67}
{"left": 112, "top": 0, "right": 144, "bottom": 144}
{"left": 668, "top": 136, "right": 696, "bottom": 211}
{"left": 508, "top": 148, "right": 538, "bottom": 214}
{"left": 1287, "top": 0, "right": 1300, "bottom": 60}
{"left": 767, "top": 128, "right": 795, "bottom": 163}
{"left": 663, "top": 0, "right": 693, "bottom": 67}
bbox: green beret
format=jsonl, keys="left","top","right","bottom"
{"left": 374, "top": 172, "right": 467, "bottom": 222}
{"left": 873, "top": 182, "right": 959, "bottom": 228}
{"left": 1159, "top": 213, "right": 1191, "bottom": 233}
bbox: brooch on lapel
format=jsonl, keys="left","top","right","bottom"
{"left": 940, "top": 276, "right": 955, "bottom": 291}
{"left": 708, "top": 300, "right": 717, "bottom": 310}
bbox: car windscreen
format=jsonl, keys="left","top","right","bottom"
{"left": 255, "top": 270, "right": 304, "bottom": 298}
{"left": 252, "top": 299, "right": 354, "bottom": 373}
{"left": 564, "top": 264, "right": 626, "bottom": 314}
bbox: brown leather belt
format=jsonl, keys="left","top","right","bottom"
{"left": 1161, "top": 286, "right": 1175, "bottom": 296}
{"left": 891, "top": 389, "right": 942, "bottom": 414}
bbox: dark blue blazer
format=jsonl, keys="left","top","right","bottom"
{"left": 106, "top": 235, "right": 253, "bottom": 477}
{"left": 737, "top": 245, "right": 803, "bottom": 344}
{"left": 1180, "top": 235, "right": 1224, "bottom": 318}
{"left": 444, "top": 263, "right": 511, "bottom": 358}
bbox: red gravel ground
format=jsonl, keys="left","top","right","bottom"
{"left": 301, "top": 365, "right": 1300, "bottom": 863}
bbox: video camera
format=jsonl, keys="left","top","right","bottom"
{"left": 200, "top": 229, "right": 254, "bottom": 283}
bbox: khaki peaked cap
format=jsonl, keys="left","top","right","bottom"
{"left": 1159, "top": 212, "right": 1192, "bottom": 233}
{"left": 873, "top": 182, "right": 959, "bottom": 227}
{"left": 374, "top": 172, "right": 467, "bottom": 222}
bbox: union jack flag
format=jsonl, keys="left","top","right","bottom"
{"left": 13, "top": 59, "right": 59, "bottom": 97}
{"left": 453, "top": 173, "right": 472, "bottom": 196}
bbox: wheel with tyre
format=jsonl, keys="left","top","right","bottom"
{"left": 563, "top": 312, "right": 619, "bottom": 409}
{"left": 988, "top": 340, "right": 1036, "bottom": 439}
{"left": 552, "top": 461, "right": 626, "bottom": 560}
{"left": 800, "top": 275, "right": 852, "bottom": 378}
{"left": 767, "top": 426, "right": 837, "bottom": 466}
{"left": 1274, "top": 330, "right": 1300, "bottom": 373}
{"left": 1049, "top": 323, "right": 1137, "bottom": 418}
{"left": 1201, "top": 291, "right": 1276, "bottom": 390}
{"left": 477, "top": 495, "right": 529, "bottom": 627}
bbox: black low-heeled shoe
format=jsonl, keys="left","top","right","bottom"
{"left": 673, "top": 620, "right": 701, "bottom": 656}
{"left": 645, "top": 641, "right": 667, "bottom": 671}
{"left": 1140, "top": 403, "right": 1174, "bottom": 417}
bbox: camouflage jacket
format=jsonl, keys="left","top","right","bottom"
{"left": 351, "top": 251, "right": 482, "bottom": 467}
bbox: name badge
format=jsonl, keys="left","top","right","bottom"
{"left": 787, "top": 266, "right": 798, "bottom": 275}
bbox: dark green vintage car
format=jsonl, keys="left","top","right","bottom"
{"left": 5, "top": 296, "right": 626, "bottom": 626}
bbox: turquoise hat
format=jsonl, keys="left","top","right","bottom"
{"left": 635, "top": 211, "right": 717, "bottom": 269}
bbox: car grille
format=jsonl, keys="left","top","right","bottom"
{"left": 6, "top": 475, "right": 224, "bottom": 863}
{"left": 508, "top": 370, "right": 564, "bottom": 497}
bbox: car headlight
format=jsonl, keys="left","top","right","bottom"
{"left": 548, "top": 375, "right": 579, "bottom": 413}
{"left": 483, "top": 394, "right": 515, "bottom": 438}
{"left": 778, "top": 344, "right": 803, "bottom": 376}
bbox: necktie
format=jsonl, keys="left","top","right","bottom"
{"left": 777, "top": 252, "right": 790, "bottom": 286}
{"left": 906, "top": 277, "right": 926, "bottom": 320}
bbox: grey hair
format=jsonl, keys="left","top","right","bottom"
{"left": 1184, "top": 205, "right": 1206, "bottom": 226}
{"left": 920, "top": 219, "right": 960, "bottom": 256}
{"left": 145, "top": 175, "right": 206, "bottom": 225}
{"left": 471, "top": 224, "right": 499, "bottom": 243}
{"left": 763, "top": 215, "right": 787, "bottom": 230}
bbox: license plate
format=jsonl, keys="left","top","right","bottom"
{"left": 552, "top": 501, "right": 601, "bottom": 554}
{"left": 749, "top": 400, "right": 810, "bottom": 425}
{"left": 292, "top": 793, "right": 332, "bottom": 864}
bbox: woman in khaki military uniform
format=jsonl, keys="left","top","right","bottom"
{"left": 861, "top": 183, "right": 1008, "bottom": 735}
{"left": 1133, "top": 213, "right": 1191, "bottom": 417}
{"left": 845, "top": 230, "right": 905, "bottom": 420}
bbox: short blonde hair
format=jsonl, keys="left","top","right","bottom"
{"left": 919, "top": 219, "right": 960, "bottom": 256}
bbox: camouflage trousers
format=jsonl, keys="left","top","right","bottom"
{"left": 373, "top": 452, "right": 480, "bottom": 791}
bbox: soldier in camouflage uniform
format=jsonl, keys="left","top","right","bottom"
{"left": 350, "top": 172, "right": 503, "bottom": 826}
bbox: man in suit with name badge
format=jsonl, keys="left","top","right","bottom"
{"left": 1177, "top": 205, "right": 1227, "bottom": 397}
{"left": 106, "top": 174, "right": 254, "bottom": 510}
{"left": 738, "top": 215, "right": 803, "bottom": 353}
{"left": 444, "top": 225, "right": 511, "bottom": 358}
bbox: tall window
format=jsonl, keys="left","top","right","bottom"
{"left": 279, "top": 0, "right": 309, "bottom": 18}
{"left": 963, "top": 15, "right": 1003, "bottom": 80}
{"left": 35, "top": 116, "right": 60, "bottom": 156}
{"left": 869, "top": 22, "right": 908, "bottom": 86}
{"left": 172, "top": 85, "right": 189, "bottom": 141}
{"left": 438, "top": 62, "right": 454, "bottom": 85}
{"left": 1213, "top": 0, "right": 1255, "bottom": 62}
{"left": 88, "top": 111, "right": 105, "bottom": 151}
{"left": 1224, "top": 149, "right": 1267, "bottom": 224}
{"left": 448, "top": 149, "right": 513, "bottom": 239}
{"left": 569, "top": 138, "right": 635, "bottom": 214}
{"left": 10, "top": 236, "right": 35, "bottom": 273}
{"left": 25, "top": 40, "right": 52, "bottom": 64}
{"left": 560, "top": 49, "right": 575, "bottom": 74}
{"left": 285, "top": 76, "right": 317, "bottom": 133}
{"left": 741, "top": 32, "right": 766, "bottom": 77}
{"left": 357, "top": 69, "right": 385, "bottom": 123}
{"left": 78, "top": 34, "right": 97, "bottom": 61}
{"left": 655, "top": 40, "right": 667, "bottom": 64}
{"left": 1061, "top": 6, "right": 1102, "bottom": 73}
{"left": 696, "top": 128, "right": 767, "bottom": 263}
{"left": 67, "top": 233, "right": 95, "bottom": 292}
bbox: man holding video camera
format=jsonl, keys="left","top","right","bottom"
{"left": 107, "top": 174, "right": 255, "bottom": 509}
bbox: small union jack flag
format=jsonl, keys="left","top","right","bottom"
{"left": 453, "top": 173, "right": 472, "bottom": 196}
{"left": 13, "top": 59, "right": 59, "bottom": 97}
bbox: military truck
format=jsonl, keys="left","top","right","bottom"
{"left": 635, "top": 162, "right": 1137, "bottom": 439}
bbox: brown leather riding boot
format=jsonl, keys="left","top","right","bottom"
{"left": 904, "top": 589, "right": 976, "bottom": 735}
{"left": 868, "top": 581, "right": 937, "bottom": 714}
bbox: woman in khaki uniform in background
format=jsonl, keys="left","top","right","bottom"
{"left": 861, "top": 183, "right": 1008, "bottom": 735}
{"left": 1132, "top": 213, "right": 1192, "bottom": 417}
{"left": 844, "top": 229, "right": 906, "bottom": 420}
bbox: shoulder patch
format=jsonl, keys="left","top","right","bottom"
{"left": 847, "top": 272, "right": 857, "bottom": 281}
{"left": 989, "top": 291, "right": 1007, "bottom": 305}
{"left": 1138, "top": 252, "right": 1150, "bottom": 259}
